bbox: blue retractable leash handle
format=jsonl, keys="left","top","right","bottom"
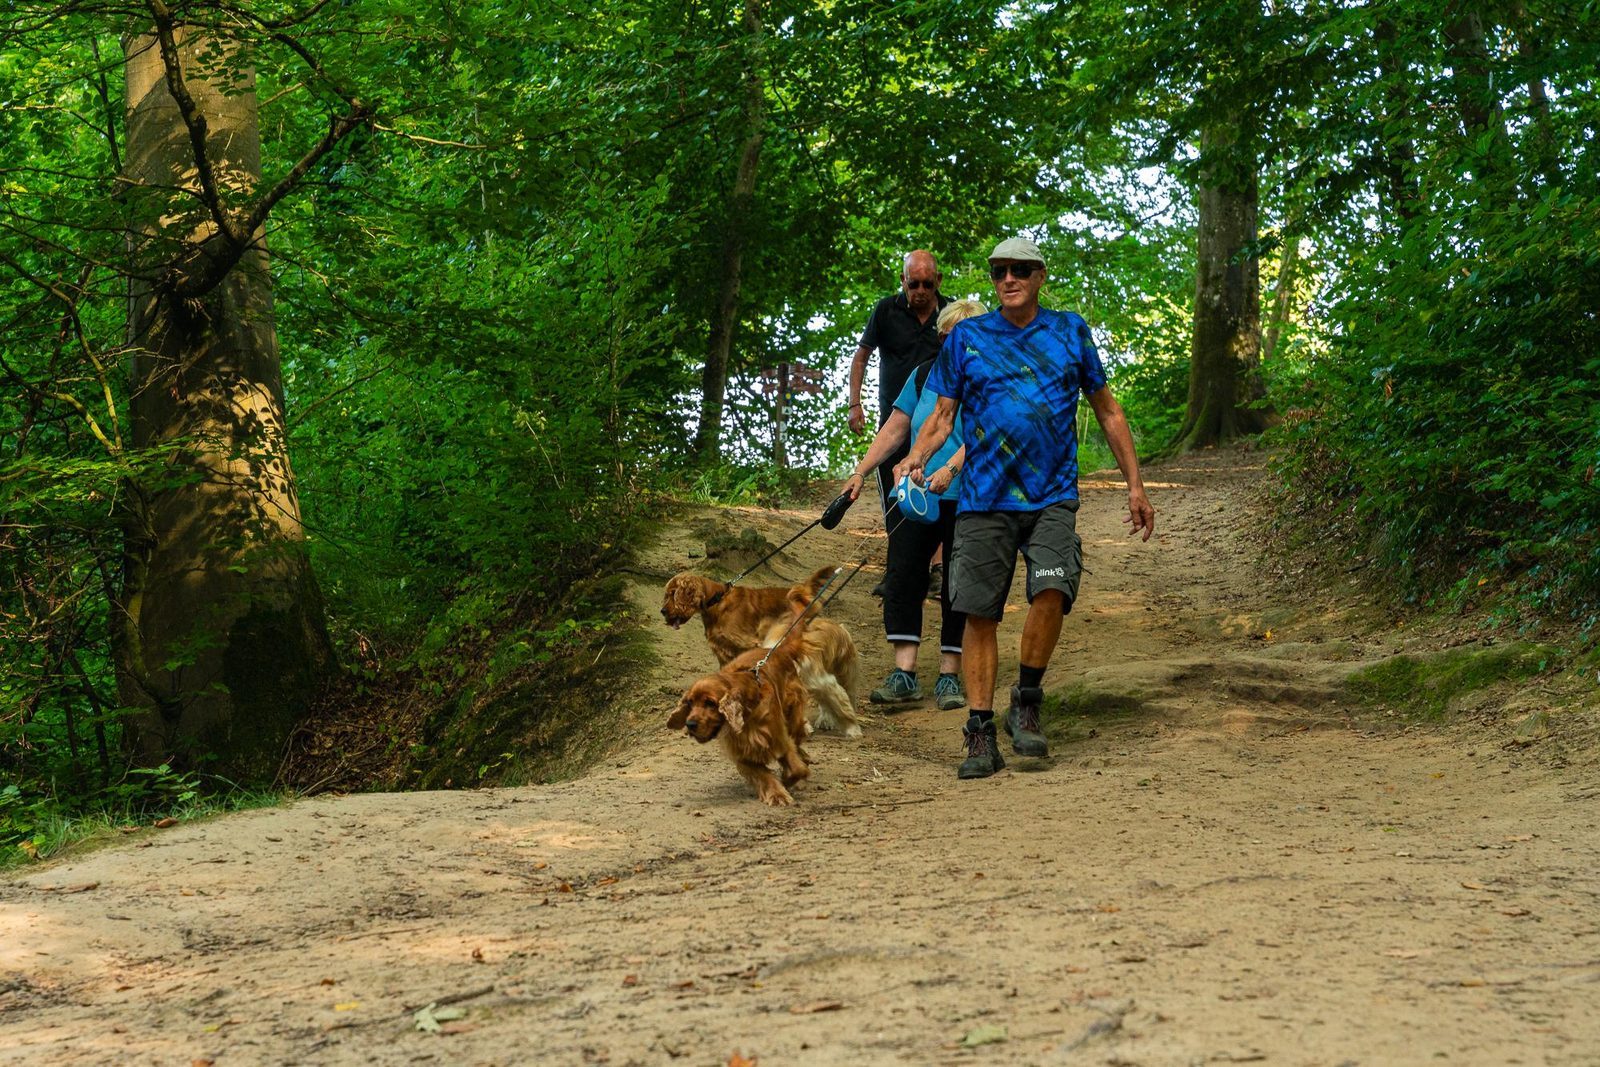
{"left": 894, "top": 474, "right": 938, "bottom": 524}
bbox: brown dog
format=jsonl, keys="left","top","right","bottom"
{"left": 668, "top": 623, "right": 812, "bottom": 806}
{"left": 661, "top": 565, "right": 838, "bottom": 666}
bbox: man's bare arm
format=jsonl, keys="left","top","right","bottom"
{"left": 1087, "top": 386, "right": 1156, "bottom": 541}
{"left": 893, "top": 396, "right": 957, "bottom": 486}
{"left": 847, "top": 344, "right": 873, "bottom": 434}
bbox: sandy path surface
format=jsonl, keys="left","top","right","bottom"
{"left": 4, "top": 451, "right": 1598, "bottom": 1066}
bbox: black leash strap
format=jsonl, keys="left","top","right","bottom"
{"left": 815, "top": 501, "right": 914, "bottom": 611}
{"left": 704, "top": 492, "right": 855, "bottom": 609}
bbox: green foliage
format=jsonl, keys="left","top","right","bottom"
{"left": 1, "top": 761, "right": 211, "bottom": 865}
{"left": 1272, "top": 53, "right": 1600, "bottom": 623}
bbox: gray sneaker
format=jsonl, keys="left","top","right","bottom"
{"left": 869, "top": 668, "right": 921, "bottom": 705}
{"left": 934, "top": 672, "right": 966, "bottom": 711}
{"left": 1004, "top": 685, "right": 1048, "bottom": 756}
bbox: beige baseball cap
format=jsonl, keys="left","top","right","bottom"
{"left": 987, "top": 236, "right": 1045, "bottom": 265}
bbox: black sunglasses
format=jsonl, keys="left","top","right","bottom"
{"left": 989, "top": 262, "right": 1042, "bottom": 281}
{"left": 904, "top": 279, "right": 938, "bottom": 290}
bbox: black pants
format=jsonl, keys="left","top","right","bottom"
{"left": 882, "top": 499, "right": 964, "bottom": 653}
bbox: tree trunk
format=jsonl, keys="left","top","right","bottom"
{"left": 1508, "top": 1, "right": 1562, "bottom": 189}
{"left": 694, "top": 0, "right": 765, "bottom": 463}
{"left": 1171, "top": 122, "right": 1270, "bottom": 452}
{"left": 1443, "top": 5, "right": 1509, "bottom": 175}
{"left": 1374, "top": 18, "right": 1421, "bottom": 225}
{"left": 773, "top": 360, "right": 789, "bottom": 468}
{"left": 120, "top": 26, "right": 334, "bottom": 780}
{"left": 1261, "top": 230, "right": 1299, "bottom": 364}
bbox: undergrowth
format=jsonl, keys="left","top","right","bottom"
{"left": 2, "top": 767, "right": 290, "bottom": 870}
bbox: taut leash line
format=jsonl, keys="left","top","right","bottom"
{"left": 752, "top": 499, "right": 914, "bottom": 680}
{"left": 703, "top": 492, "right": 855, "bottom": 611}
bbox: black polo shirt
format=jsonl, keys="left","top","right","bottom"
{"left": 859, "top": 291, "right": 950, "bottom": 422}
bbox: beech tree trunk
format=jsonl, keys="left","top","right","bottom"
{"left": 694, "top": 0, "right": 765, "bottom": 462}
{"left": 120, "top": 26, "right": 334, "bottom": 778}
{"left": 1171, "top": 122, "right": 1270, "bottom": 452}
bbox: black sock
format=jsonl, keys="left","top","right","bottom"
{"left": 970, "top": 709, "right": 994, "bottom": 724}
{"left": 1019, "top": 664, "right": 1045, "bottom": 690}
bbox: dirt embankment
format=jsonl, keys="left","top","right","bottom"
{"left": 5, "top": 449, "right": 1598, "bottom": 1066}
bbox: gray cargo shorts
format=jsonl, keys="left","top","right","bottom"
{"left": 948, "top": 501, "right": 1083, "bottom": 621}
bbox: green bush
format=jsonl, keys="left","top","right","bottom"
{"left": 1274, "top": 184, "right": 1600, "bottom": 630}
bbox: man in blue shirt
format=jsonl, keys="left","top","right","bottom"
{"left": 895, "top": 236, "right": 1156, "bottom": 779}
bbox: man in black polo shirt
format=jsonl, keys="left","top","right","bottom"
{"left": 847, "top": 250, "right": 949, "bottom": 515}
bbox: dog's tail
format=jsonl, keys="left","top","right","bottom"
{"left": 788, "top": 565, "right": 838, "bottom": 620}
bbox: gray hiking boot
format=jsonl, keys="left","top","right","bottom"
{"left": 958, "top": 715, "right": 1005, "bottom": 779}
{"left": 869, "top": 668, "right": 921, "bottom": 705}
{"left": 1003, "top": 685, "right": 1048, "bottom": 757}
{"left": 934, "top": 672, "right": 967, "bottom": 711}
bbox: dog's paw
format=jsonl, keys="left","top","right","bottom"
{"left": 760, "top": 786, "right": 795, "bottom": 807}
{"left": 843, "top": 723, "right": 863, "bottom": 739}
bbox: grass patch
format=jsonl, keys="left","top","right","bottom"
{"left": 1343, "top": 642, "right": 1560, "bottom": 720}
{"left": 3, "top": 784, "right": 292, "bottom": 871}
{"left": 424, "top": 588, "right": 657, "bottom": 789}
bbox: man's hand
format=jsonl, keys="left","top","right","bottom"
{"left": 1124, "top": 487, "right": 1156, "bottom": 542}
{"left": 848, "top": 402, "right": 867, "bottom": 435}
{"left": 893, "top": 455, "right": 926, "bottom": 487}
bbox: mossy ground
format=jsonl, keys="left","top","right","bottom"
{"left": 1041, "top": 684, "right": 1153, "bottom": 745}
{"left": 1343, "top": 641, "right": 1561, "bottom": 721}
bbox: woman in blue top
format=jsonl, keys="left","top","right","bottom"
{"left": 840, "top": 299, "right": 986, "bottom": 711}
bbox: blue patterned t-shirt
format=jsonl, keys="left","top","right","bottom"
{"left": 926, "top": 308, "right": 1108, "bottom": 513}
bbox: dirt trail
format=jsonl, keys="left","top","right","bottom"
{"left": 5, "top": 451, "right": 1598, "bottom": 1066}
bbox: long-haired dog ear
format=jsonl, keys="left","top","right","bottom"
{"left": 719, "top": 692, "right": 746, "bottom": 733}
{"left": 693, "top": 575, "right": 722, "bottom": 609}
{"left": 667, "top": 694, "right": 691, "bottom": 730}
